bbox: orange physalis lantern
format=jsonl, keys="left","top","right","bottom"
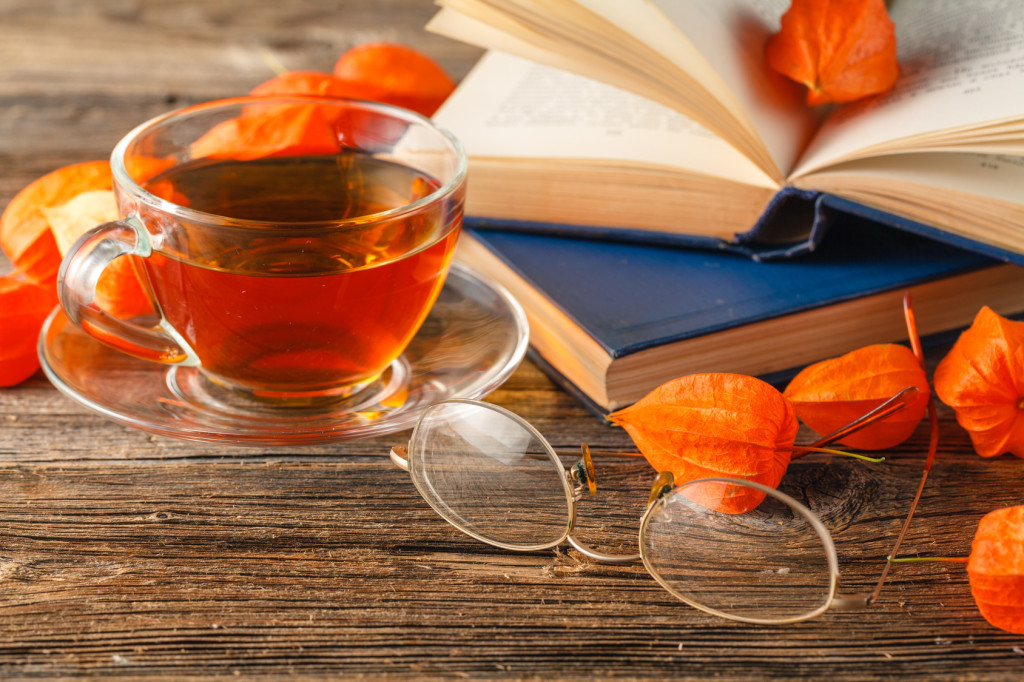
{"left": 608, "top": 373, "right": 798, "bottom": 514}
{"left": 333, "top": 42, "right": 456, "bottom": 117}
{"left": 191, "top": 42, "right": 455, "bottom": 160}
{"left": 191, "top": 102, "right": 343, "bottom": 161}
{"left": 0, "top": 161, "right": 153, "bottom": 319}
{"left": 765, "top": 0, "right": 899, "bottom": 105}
{"left": 0, "top": 275, "right": 57, "bottom": 387}
{"left": 191, "top": 71, "right": 363, "bottom": 162}
{"left": 249, "top": 70, "right": 358, "bottom": 99}
{"left": 783, "top": 344, "right": 929, "bottom": 449}
{"left": 0, "top": 161, "right": 113, "bottom": 285}
{"left": 933, "top": 306, "right": 1024, "bottom": 458}
{"left": 968, "top": 506, "right": 1024, "bottom": 635}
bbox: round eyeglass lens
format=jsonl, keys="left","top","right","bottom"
{"left": 639, "top": 478, "right": 838, "bottom": 624}
{"left": 407, "top": 400, "right": 573, "bottom": 551}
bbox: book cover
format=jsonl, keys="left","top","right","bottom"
{"left": 456, "top": 216, "right": 1024, "bottom": 413}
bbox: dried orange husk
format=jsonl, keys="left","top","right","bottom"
{"left": 0, "top": 275, "right": 58, "bottom": 387}
{"left": 333, "top": 42, "right": 456, "bottom": 116}
{"left": 43, "top": 190, "right": 153, "bottom": 319}
{"left": 765, "top": 0, "right": 899, "bottom": 105}
{"left": 0, "top": 160, "right": 112, "bottom": 284}
{"left": 125, "top": 155, "right": 176, "bottom": 185}
{"left": 191, "top": 101, "right": 342, "bottom": 161}
{"left": 934, "top": 307, "right": 1024, "bottom": 458}
{"left": 128, "top": 152, "right": 188, "bottom": 207}
{"left": 1, "top": 161, "right": 153, "bottom": 319}
{"left": 250, "top": 70, "right": 360, "bottom": 99}
{"left": 783, "top": 344, "right": 929, "bottom": 449}
{"left": 196, "top": 63, "right": 404, "bottom": 162}
{"left": 967, "top": 506, "right": 1024, "bottom": 634}
{"left": 608, "top": 373, "right": 798, "bottom": 514}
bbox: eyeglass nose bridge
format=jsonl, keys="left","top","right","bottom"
{"left": 564, "top": 443, "right": 644, "bottom": 564}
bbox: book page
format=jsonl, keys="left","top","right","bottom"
{"left": 433, "top": 51, "right": 776, "bottom": 189}
{"left": 646, "top": 0, "right": 817, "bottom": 180}
{"left": 792, "top": 0, "right": 1024, "bottom": 177}
{"left": 803, "top": 153, "right": 1024, "bottom": 206}
{"left": 427, "top": 7, "right": 687, "bottom": 115}
{"left": 431, "top": 0, "right": 792, "bottom": 181}
{"left": 798, "top": 153, "right": 1024, "bottom": 253}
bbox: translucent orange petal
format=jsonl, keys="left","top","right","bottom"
{"left": 934, "top": 307, "right": 1024, "bottom": 458}
{"left": 765, "top": 0, "right": 899, "bottom": 105}
{"left": 968, "top": 506, "right": 1024, "bottom": 634}
{"left": 608, "top": 373, "right": 797, "bottom": 514}
{"left": 191, "top": 103, "right": 341, "bottom": 160}
{"left": 333, "top": 42, "right": 456, "bottom": 116}
{"left": 0, "top": 276, "right": 57, "bottom": 387}
{"left": 250, "top": 71, "right": 360, "bottom": 99}
{"left": 0, "top": 160, "right": 112, "bottom": 284}
{"left": 784, "top": 344, "right": 929, "bottom": 449}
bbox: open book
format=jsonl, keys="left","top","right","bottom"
{"left": 428, "top": 0, "right": 1024, "bottom": 262}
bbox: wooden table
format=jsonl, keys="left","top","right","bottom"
{"left": 2, "top": 1, "right": 1022, "bottom": 678}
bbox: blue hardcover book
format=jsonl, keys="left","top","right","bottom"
{"left": 455, "top": 218, "right": 1024, "bottom": 415}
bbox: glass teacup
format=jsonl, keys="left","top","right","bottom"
{"left": 58, "top": 95, "right": 466, "bottom": 406}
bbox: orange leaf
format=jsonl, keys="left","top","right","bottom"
{"left": 333, "top": 42, "right": 456, "bottom": 116}
{"left": 0, "top": 160, "right": 112, "bottom": 285}
{"left": 784, "top": 344, "right": 929, "bottom": 449}
{"left": 934, "top": 307, "right": 1024, "bottom": 458}
{"left": 0, "top": 275, "right": 57, "bottom": 387}
{"left": 608, "top": 373, "right": 798, "bottom": 514}
{"left": 968, "top": 506, "right": 1024, "bottom": 634}
{"left": 765, "top": 0, "right": 899, "bottom": 105}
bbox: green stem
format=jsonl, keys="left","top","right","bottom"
{"left": 887, "top": 556, "right": 969, "bottom": 563}
{"left": 792, "top": 445, "right": 885, "bottom": 463}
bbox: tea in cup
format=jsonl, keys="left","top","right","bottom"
{"left": 58, "top": 96, "right": 466, "bottom": 404}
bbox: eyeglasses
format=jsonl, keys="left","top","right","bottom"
{"left": 389, "top": 390, "right": 916, "bottom": 625}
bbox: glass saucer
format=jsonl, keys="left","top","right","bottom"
{"left": 38, "top": 263, "right": 528, "bottom": 446}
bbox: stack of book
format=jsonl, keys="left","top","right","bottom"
{"left": 428, "top": 0, "right": 1024, "bottom": 414}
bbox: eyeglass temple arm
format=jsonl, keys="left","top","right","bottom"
{"left": 569, "top": 389, "right": 919, "bottom": 569}
{"left": 830, "top": 594, "right": 871, "bottom": 611}
{"left": 810, "top": 389, "right": 920, "bottom": 612}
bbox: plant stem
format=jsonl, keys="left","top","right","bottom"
{"left": 792, "top": 446, "right": 885, "bottom": 462}
{"left": 871, "top": 292, "right": 941, "bottom": 605}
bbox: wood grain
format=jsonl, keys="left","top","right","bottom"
{"left": 2, "top": 1, "right": 1024, "bottom": 678}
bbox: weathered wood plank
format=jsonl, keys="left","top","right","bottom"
{"left": 0, "top": 458, "right": 1021, "bottom": 678}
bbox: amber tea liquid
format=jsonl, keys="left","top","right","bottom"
{"left": 139, "top": 152, "right": 461, "bottom": 399}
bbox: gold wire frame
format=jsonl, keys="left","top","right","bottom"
{"left": 391, "top": 398, "right": 896, "bottom": 624}
{"left": 393, "top": 399, "right": 578, "bottom": 553}
{"left": 638, "top": 477, "right": 841, "bottom": 625}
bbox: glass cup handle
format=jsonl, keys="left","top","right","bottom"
{"left": 57, "top": 217, "right": 198, "bottom": 366}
